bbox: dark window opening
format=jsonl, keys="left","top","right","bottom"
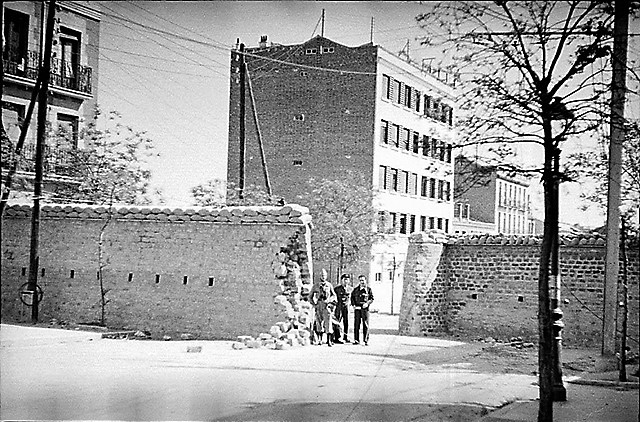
{"left": 155, "top": 274, "right": 161, "bottom": 284}
{"left": 208, "top": 277, "right": 215, "bottom": 286}
{"left": 128, "top": 273, "right": 133, "bottom": 282}
{"left": 183, "top": 275, "right": 188, "bottom": 285}
{"left": 70, "top": 270, "right": 75, "bottom": 279}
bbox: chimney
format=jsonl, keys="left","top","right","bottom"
{"left": 259, "top": 35, "right": 268, "bottom": 48}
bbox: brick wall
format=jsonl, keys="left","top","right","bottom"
{"left": 1, "top": 203, "right": 313, "bottom": 340}
{"left": 227, "top": 36, "right": 377, "bottom": 203}
{"left": 400, "top": 232, "right": 639, "bottom": 350}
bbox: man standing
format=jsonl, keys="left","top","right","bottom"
{"left": 334, "top": 274, "right": 352, "bottom": 344}
{"left": 351, "top": 274, "right": 374, "bottom": 346}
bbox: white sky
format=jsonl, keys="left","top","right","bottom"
{"left": 94, "top": 1, "right": 639, "bottom": 227}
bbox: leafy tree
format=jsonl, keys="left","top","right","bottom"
{"left": 49, "top": 108, "right": 161, "bottom": 326}
{"left": 416, "top": 2, "right": 624, "bottom": 419}
{"left": 568, "top": 119, "right": 640, "bottom": 225}
{"left": 191, "top": 179, "right": 283, "bottom": 207}
{"left": 296, "top": 172, "right": 376, "bottom": 272}
{"left": 52, "top": 109, "right": 159, "bottom": 206}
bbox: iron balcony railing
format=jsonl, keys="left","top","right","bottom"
{"left": 2, "top": 143, "right": 78, "bottom": 178}
{"left": 3, "top": 48, "right": 92, "bottom": 95}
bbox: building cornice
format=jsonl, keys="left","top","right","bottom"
{"left": 59, "top": 1, "right": 101, "bottom": 22}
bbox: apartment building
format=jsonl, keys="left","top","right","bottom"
{"left": 453, "top": 155, "right": 534, "bottom": 235}
{"left": 2, "top": 1, "right": 100, "bottom": 196}
{"left": 227, "top": 35, "right": 456, "bottom": 313}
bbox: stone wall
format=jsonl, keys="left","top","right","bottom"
{"left": 400, "top": 232, "right": 639, "bottom": 350}
{"left": 1, "top": 203, "right": 313, "bottom": 340}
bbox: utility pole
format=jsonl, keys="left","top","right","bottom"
{"left": 602, "top": 0, "right": 629, "bottom": 357}
{"left": 321, "top": 9, "right": 325, "bottom": 37}
{"left": 27, "top": 0, "right": 56, "bottom": 323}
{"left": 390, "top": 256, "right": 396, "bottom": 315}
{"left": 246, "top": 69, "right": 272, "bottom": 195}
{"left": 238, "top": 42, "right": 246, "bottom": 200}
{"left": 619, "top": 218, "right": 628, "bottom": 382}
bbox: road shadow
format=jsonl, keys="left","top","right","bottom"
{"left": 215, "top": 401, "right": 489, "bottom": 422}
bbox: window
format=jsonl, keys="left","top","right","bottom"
{"left": 394, "top": 80, "right": 402, "bottom": 104}
{"left": 429, "top": 217, "right": 435, "bottom": 229}
{"left": 389, "top": 212, "right": 397, "bottom": 232}
{"left": 424, "top": 95, "right": 432, "bottom": 116}
{"left": 382, "top": 75, "right": 391, "bottom": 99}
{"left": 321, "top": 46, "right": 334, "bottom": 53}
{"left": 429, "top": 178, "right": 436, "bottom": 199}
{"left": 399, "top": 214, "right": 407, "bottom": 234}
{"left": 412, "top": 132, "right": 420, "bottom": 154}
{"left": 292, "top": 159, "right": 303, "bottom": 166}
{"left": 422, "top": 136, "right": 430, "bottom": 156}
{"left": 402, "top": 128, "right": 410, "bottom": 150}
{"left": 375, "top": 273, "right": 382, "bottom": 282}
{"left": 58, "top": 27, "right": 82, "bottom": 90}
{"left": 400, "top": 170, "right": 408, "bottom": 193}
{"left": 445, "top": 219, "right": 449, "bottom": 233}
{"left": 410, "top": 173, "right": 418, "bottom": 195}
{"left": 2, "top": 101, "right": 25, "bottom": 142}
{"left": 438, "top": 180, "right": 444, "bottom": 200}
{"left": 379, "top": 166, "right": 387, "bottom": 189}
{"left": 293, "top": 114, "right": 305, "bottom": 121}
{"left": 421, "top": 176, "right": 428, "bottom": 197}
{"left": 420, "top": 216, "right": 426, "bottom": 232}
{"left": 377, "top": 211, "right": 385, "bottom": 233}
{"left": 305, "top": 48, "right": 317, "bottom": 54}
{"left": 380, "top": 120, "right": 389, "bottom": 144}
{"left": 462, "top": 204, "right": 469, "bottom": 219}
{"left": 57, "top": 113, "right": 79, "bottom": 146}
{"left": 3, "top": 9, "right": 30, "bottom": 77}
{"left": 448, "top": 107, "right": 454, "bottom": 125}
{"left": 437, "top": 217, "right": 443, "bottom": 230}
{"left": 391, "top": 124, "right": 400, "bottom": 147}
{"left": 446, "top": 143, "right": 452, "bottom": 163}
{"left": 439, "top": 140, "right": 446, "bottom": 161}
{"left": 445, "top": 181, "right": 451, "bottom": 201}
{"left": 432, "top": 99, "right": 440, "bottom": 119}
{"left": 414, "top": 90, "right": 421, "bottom": 112}
{"left": 431, "top": 138, "right": 438, "bottom": 158}
{"left": 404, "top": 85, "right": 412, "bottom": 108}
{"left": 390, "top": 168, "right": 398, "bottom": 191}
{"left": 410, "top": 215, "right": 416, "bottom": 233}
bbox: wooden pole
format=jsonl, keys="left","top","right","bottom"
{"left": 27, "top": 0, "right": 56, "bottom": 323}
{"left": 238, "top": 43, "right": 246, "bottom": 199}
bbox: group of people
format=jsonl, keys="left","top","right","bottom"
{"left": 310, "top": 269, "right": 374, "bottom": 347}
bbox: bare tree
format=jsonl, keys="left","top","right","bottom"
{"left": 416, "top": 2, "right": 622, "bottom": 420}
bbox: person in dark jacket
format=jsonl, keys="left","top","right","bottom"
{"left": 350, "top": 274, "right": 373, "bottom": 345}
{"left": 310, "top": 268, "right": 337, "bottom": 346}
{"left": 333, "top": 274, "right": 352, "bottom": 343}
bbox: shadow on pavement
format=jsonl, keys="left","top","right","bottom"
{"left": 214, "top": 401, "right": 489, "bottom": 422}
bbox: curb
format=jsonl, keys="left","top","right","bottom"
{"left": 567, "top": 378, "right": 640, "bottom": 390}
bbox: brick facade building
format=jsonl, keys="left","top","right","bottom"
{"left": 452, "top": 155, "right": 534, "bottom": 235}
{"left": 2, "top": 1, "right": 100, "bottom": 197}
{"left": 227, "top": 35, "right": 456, "bottom": 313}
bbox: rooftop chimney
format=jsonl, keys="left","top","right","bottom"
{"left": 259, "top": 35, "right": 268, "bottom": 48}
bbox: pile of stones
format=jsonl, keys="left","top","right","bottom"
{"left": 231, "top": 293, "right": 316, "bottom": 351}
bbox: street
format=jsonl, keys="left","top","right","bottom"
{"left": 0, "top": 314, "right": 539, "bottom": 421}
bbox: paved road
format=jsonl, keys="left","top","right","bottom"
{"left": 1, "top": 315, "right": 539, "bottom": 421}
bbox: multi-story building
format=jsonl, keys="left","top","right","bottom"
{"left": 227, "top": 35, "right": 456, "bottom": 313}
{"left": 452, "top": 155, "right": 534, "bottom": 235}
{"left": 2, "top": 1, "right": 100, "bottom": 197}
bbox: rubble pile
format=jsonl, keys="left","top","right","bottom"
{"left": 231, "top": 293, "right": 315, "bottom": 350}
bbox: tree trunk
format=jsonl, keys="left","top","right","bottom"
{"left": 538, "top": 129, "right": 556, "bottom": 422}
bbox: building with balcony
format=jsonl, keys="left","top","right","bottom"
{"left": 452, "top": 155, "right": 534, "bottom": 235}
{"left": 227, "top": 35, "right": 456, "bottom": 313}
{"left": 2, "top": 1, "right": 100, "bottom": 198}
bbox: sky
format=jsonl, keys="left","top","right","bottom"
{"left": 93, "top": 1, "right": 639, "bottom": 227}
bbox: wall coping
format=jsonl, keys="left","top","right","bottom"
{"left": 409, "top": 231, "right": 623, "bottom": 247}
{"left": 2, "top": 203, "right": 312, "bottom": 225}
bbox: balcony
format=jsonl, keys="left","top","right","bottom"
{"left": 3, "top": 48, "right": 92, "bottom": 95}
{"left": 2, "top": 142, "right": 78, "bottom": 179}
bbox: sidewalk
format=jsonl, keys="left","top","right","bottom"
{"left": 0, "top": 323, "right": 103, "bottom": 347}
{"left": 479, "top": 376, "right": 639, "bottom": 422}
